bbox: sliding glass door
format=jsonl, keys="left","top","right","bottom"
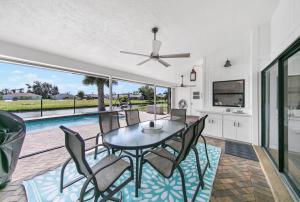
{"left": 262, "top": 62, "right": 279, "bottom": 166}
{"left": 262, "top": 38, "right": 300, "bottom": 197}
{"left": 284, "top": 49, "right": 300, "bottom": 194}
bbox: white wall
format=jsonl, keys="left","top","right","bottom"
{"left": 270, "top": 0, "right": 300, "bottom": 59}
{"left": 203, "top": 39, "right": 252, "bottom": 111}
{"left": 173, "top": 0, "right": 300, "bottom": 146}
{"left": 253, "top": 0, "right": 300, "bottom": 146}
{"left": 173, "top": 65, "right": 205, "bottom": 115}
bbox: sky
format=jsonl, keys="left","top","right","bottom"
{"left": 0, "top": 62, "right": 167, "bottom": 95}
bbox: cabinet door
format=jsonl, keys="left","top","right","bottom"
{"left": 223, "top": 119, "right": 236, "bottom": 140}
{"left": 202, "top": 118, "right": 214, "bottom": 136}
{"left": 236, "top": 117, "right": 251, "bottom": 143}
{"left": 202, "top": 114, "right": 222, "bottom": 138}
{"left": 210, "top": 118, "right": 223, "bottom": 138}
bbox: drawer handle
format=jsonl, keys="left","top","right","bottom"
{"left": 234, "top": 122, "right": 236, "bottom": 127}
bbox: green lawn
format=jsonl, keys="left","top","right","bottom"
{"left": 0, "top": 99, "right": 167, "bottom": 112}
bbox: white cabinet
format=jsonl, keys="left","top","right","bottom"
{"left": 199, "top": 110, "right": 252, "bottom": 143}
{"left": 223, "top": 118, "right": 236, "bottom": 140}
{"left": 201, "top": 113, "right": 223, "bottom": 138}
{"left": 223, "top": 115, "right": 252, "bottom": 143}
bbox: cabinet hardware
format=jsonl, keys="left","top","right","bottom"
{"left": 238, "top": 122, "right": 240, "bottom": 127}
{"left": 234, "top": 122, "right": 236, "bottom": 127}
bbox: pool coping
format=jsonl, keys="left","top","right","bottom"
{"left": 24, "top": 111, "right": 125, "bottom": 122}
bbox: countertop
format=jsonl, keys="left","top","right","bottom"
{"left": 196, "top": 108, "right": 252, "bottom": 117}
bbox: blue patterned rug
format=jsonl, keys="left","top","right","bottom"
{"left": 23, "top": 143, "right": 221, "bottom": 202}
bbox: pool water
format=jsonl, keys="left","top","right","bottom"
{"left": 25, "top": 114, "right": 125, "bottom": 133}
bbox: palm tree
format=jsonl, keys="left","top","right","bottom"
{"left": 83, "top": 76, "right": 117, "bottom": 111}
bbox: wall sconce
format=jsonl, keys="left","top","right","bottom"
{"left": 190, "top": 67, "right": 196, "bottom": 81}
{"left": 224, "top": 59, "right": 232, "bottom": 67}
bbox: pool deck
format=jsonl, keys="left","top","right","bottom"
{"left": 0, "top": 113, "right": 275, "bottom": 202}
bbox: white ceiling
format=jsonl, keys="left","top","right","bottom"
{"left": 0, "top": 0, "right": 278, "bottom": 83}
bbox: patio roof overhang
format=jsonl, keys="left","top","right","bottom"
{"left": 0, "top": 1, "right": 278, "bottom": 86}
{"left": 0, "top": 40, "right": 175, "bottom": 87}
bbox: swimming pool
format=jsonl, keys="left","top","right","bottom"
{"left": 25, "top": 113, "right": 125, "bottom": 133}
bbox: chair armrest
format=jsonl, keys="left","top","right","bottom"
{"left": 170, "top": 137, "right": 182, "bottom": 142}
{"left": 85, "top": 143, "right": 110, "bottom": 153}
{"left": 119, "top": 155, "right": 134, "bottom": 168}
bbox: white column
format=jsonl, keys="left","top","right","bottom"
{"left": 154, "top": 85, "right": 157, "bottom": 120}
{"left": 109, "top": 76, "right": 112, "bottom": 111}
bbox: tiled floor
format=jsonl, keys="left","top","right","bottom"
{"left": 0, "top": 118, "right": 274, "bottom": 202}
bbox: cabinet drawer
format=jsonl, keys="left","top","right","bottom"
{"left": 199, "top": 113, "right": 222, "bottom": 119}
{"left": 223, "top": 115, "right": 236, "bottom": 121}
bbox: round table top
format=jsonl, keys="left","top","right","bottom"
{"left": 103, "top": 119, "right": 185, "bottom": 150}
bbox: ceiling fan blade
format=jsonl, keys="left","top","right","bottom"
{"left": 158, "top": 59, "right": 170, "bottom": 67}
{"left": 160, "top": 53, "right": 190, "bottom": 58}
{"left": 137, "top": 58, "right": 151, "bottom": 65}
{"left": 120, "top": 51, "right": 149, "bottom": 57}
{"left": 152, "top": 40, "right": 161, "bottom": 56}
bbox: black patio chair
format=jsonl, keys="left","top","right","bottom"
{"left": 125, "top": 109, "right": 140, "bottom": 126}
{"left": 164, "top": 115, "right": 210, "bottom": 199}
{"left": 95, "top": 111, "right": 120, "bottom": 159}
{"left": 59, "top": 126, "right": 133, "bottom": 202}
{"left": 170, "top": 108, "right": 187, "bottom": 126}
{"left": 138, "top": 121, "right": 199, "bottom": 202}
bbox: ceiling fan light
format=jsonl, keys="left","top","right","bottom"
{"left": 224, "top": 59, "right": 232, "bottom": 67}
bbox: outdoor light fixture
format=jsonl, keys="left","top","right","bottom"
{"left": 224, "top": 59, "right": 232, "bottom": 67}
{"left": 190, "top": 67, "right": 196, "bottom": 81}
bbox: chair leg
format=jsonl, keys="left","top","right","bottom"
{"left": 94, "top": 133, "right": 100, "bottom": 159}
{"left": 192, "top": 147, "right": 204, "bottom": 189}
{"left": 138, "top": 159, "right": 143, "bottom": 188}
{"left": 94, "top": 192, "right": 99, "bottom": 202}
{"left": 177, "top": 166, "right": 187, "bottom": 202}
{"left": 200, "top": 135, "right": 211, "bottom": 167}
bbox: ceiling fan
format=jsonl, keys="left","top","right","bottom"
{"left": 120, "top": 27, "right": 190, "bottom": 67}
{"left": 176, "top": 75, "right": 196, "bottom": 87}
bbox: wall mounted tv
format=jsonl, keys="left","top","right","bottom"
{"left": 213, "top": 79, "right": 245, "bottom": 107}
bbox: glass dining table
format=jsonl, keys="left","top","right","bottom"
{"left": 103, "top": 119, "right": 186, "bottom": 197}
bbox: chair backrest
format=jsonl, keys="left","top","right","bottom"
{"left": 99, "top": 111, "right": 120, "bottom": 134}
{"left": 170, "top": 109, "right": 186, "bottom": 123}
{"left": 125, "top": 109, "right": 140, "bottom": 126}
{"left": 192, "top": 115, "right": 208, "bottom": 146}
{"left": 175, "top": 120, "right": 198, "bottom": 164}
{"left": 60, "top": 126, "right": 92, "bottom": 177}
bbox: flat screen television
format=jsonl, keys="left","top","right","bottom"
{"left": 213, "top": 79, "right": 245, "bottom": 107}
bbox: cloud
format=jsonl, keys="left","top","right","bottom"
{"left": 12, "top": 70, "right": 23, "bottom": 74}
